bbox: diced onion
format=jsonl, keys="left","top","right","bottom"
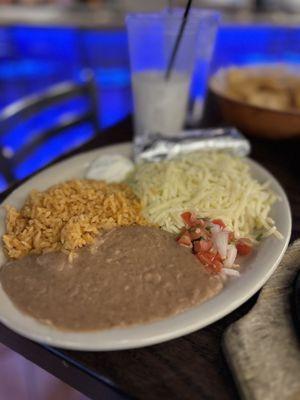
{"left": 212, "top": 231, "right": 228, "bottom": 259}
{"left": 223, "top": 268, "right": 240, "bottom": 277}
{"left": 224, "top": 244, "right": 237, "bottom": 268}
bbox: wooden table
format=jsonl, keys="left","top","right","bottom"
{"left": 0, "top": 117, "right": 299, "bottom": 400}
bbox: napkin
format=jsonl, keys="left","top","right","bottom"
{"left": 223, "top": 240, "right": 300, "bottom": 400}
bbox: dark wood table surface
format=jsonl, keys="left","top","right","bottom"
{"left": 0, "top": 117, "right": 300, "bottom": 400}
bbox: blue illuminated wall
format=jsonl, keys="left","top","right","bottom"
{"left": 0, "top": 24, "right": 299, "bottom": 190}
{"left": 212, "top": 25, "right": 300, "bottom": 67}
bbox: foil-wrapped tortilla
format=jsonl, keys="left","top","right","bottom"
{"left": 134, "top": 127, "right": 251, "bottom": 163}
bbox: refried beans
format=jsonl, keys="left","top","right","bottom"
{"left": 0, "top": 226, "right": 223, "bottom": 331}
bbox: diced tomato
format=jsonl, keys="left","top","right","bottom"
{"left": 236, "top": 238, "right": 253, "bottom": 256}
{"left": 207, "top": 260, "right": 223, "bottom": 274}
{"left": 178, "top": 227, "right": 188, "bottom": 237}
{"left": 212, "top": 252, "right": 222, "bottom": 263}
{"left": 201, "top": 240, "right": 213, "bottom": 251}
{"left": 181, "top": 212, "right": 207, "bottom": 228}
{"left": 193, "top": 218, "right": 206, "bottom": 228}
{"left": 177, "top": 233, "right": 192, "bottom": 248}
{"left": 189, "top": 227, "right": 204, "bottom": 241}
{"left": 178, "top": 211, "right": 251, "bottom": 273}
{"left": 196, "top": 252, "right": 223, "bottom": 274}
{"left": 189, "top": 213, "right": 198, "bottom": 225}
{"left": 194, "top": 239, "right": 213, "bottom": 253}
{"left": 196, "top": 251, "right": 215, "bottom": 265}
{"left": 197, "top": 251, "right": 223, "bottom": 274}
{"left": 212, "top": 219, "right": 226, "bottom": 229}
{"left": 181, "top": 211, "right": 192, "bottom": 227}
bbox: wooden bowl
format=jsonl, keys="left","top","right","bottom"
{"left": 209, "top": 67, "right": 300, "bottom": 139}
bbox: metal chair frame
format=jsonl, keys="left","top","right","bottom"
{"left": 0, "top": 72, "right": 100, "bottom": 185}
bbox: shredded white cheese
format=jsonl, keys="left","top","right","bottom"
{"left": 127, "top": 151, "right": 280, "bottom": 239}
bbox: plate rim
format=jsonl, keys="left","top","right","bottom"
{"left": 0, "top": 142, "right": 292, "bottom": 350}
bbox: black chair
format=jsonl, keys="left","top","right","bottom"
{"left": 0, "top": 70, "right": 100, "bottom": 186}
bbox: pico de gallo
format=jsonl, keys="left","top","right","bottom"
{"left": 177, "top": 211, "right": 253, "bottom": 275}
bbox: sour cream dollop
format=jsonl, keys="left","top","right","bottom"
{"left": 86, "top": 154, "right": 134, "bottom": 182}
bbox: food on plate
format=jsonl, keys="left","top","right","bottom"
{"left": 177, "top": 212, "right": 252, "bottom": 276}
{"left": 3, "top": 179, "right": 148, "bottom": 260}
{"left": 223, "top": 66, "right": 300, "bottom": 112}
{"left": 127, "top": 151, "right": 281, "bottom": 240}
{"left": 0, "top": 226, "right": 223, "bottom": 331}
{"left": 86, "top": 154, "right": 134, "bottom": 182}
{"left": 0, "top": 149, "right": 283, "bottom": 332}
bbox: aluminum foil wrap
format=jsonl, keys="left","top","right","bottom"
{"left": 134, "top": 127, "right": 251, "bottom": 163}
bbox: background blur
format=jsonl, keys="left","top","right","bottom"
{"left": 0, "top": 0, "right": 299, "bottom": 399}
{"left": 0, "top": 0, "right": 299, "bottom": 191}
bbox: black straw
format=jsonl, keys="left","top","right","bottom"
{"left": 165, "top": 0, "right": 193, "bottom": 80}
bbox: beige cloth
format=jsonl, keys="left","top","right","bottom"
{"left": 224, "top": 240, "right": 300, "bottom": 400}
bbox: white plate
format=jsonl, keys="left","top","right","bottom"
{"left": 0, "top": 142, "right": 292, "bottom": 351}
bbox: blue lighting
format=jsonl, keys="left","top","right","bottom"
{"left": 94, "top": 68, "right": 130, "bottom": 88}
{"left": 15, "top": 123, "right": 94, "bottom": 180}
{"left": 0, "top": 23, "right": 299, "bottom": 191}
{"left": 0, "top": 59, "right": 57, "bottom": 79}
{"left": 211, "top": 25, "right": 300, "bottom": 69}
{"left": 1, "top": 97, "right": 89, "bottom": 152}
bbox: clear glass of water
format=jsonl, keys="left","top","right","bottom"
{"left": 126, "top": 9, "right": 219, "bottom": 147}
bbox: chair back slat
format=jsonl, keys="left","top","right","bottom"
{"left": 13, "top": 112, "right": 94, "bottom": 165}
{"left": 0, "top": 81, "right": 97, "bottom": 136}
{"left": 0, "top": 72, "right": 100, "bottom": 187}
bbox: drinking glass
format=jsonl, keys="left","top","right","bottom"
{"left": 126, "top": 8, "right": 219, "bottom": 147}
